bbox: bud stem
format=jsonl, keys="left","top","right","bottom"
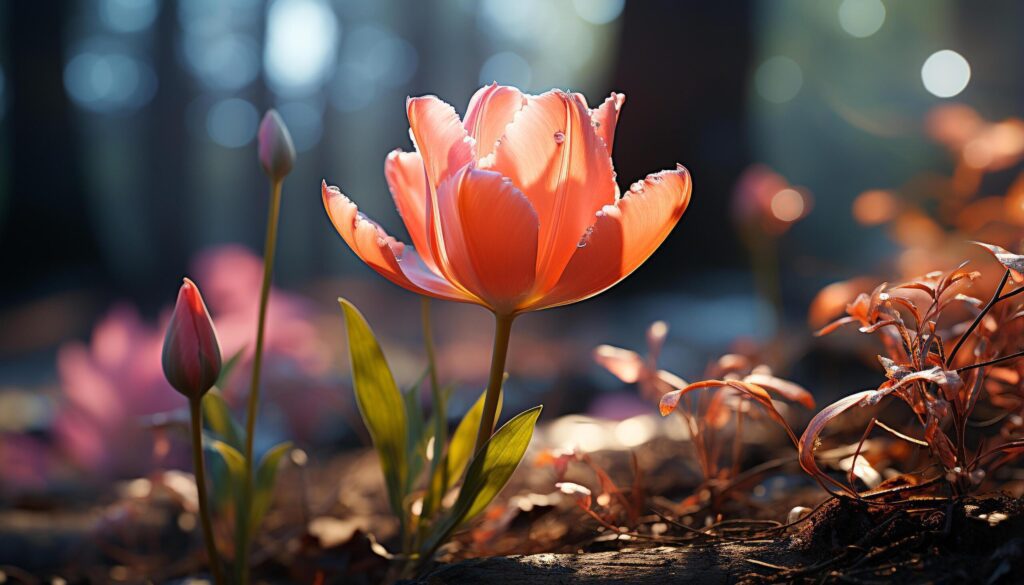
{"left": 239, "top": 178, "right": 284, "bottom": 584}
{"left": 190, "top": 398, "right": 226, "bottom": 585}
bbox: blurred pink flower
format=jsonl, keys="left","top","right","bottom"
{"left": 191, "top": 245, "right": 328, "bottom": 379}
{"left": 54, "top": 304, "right": 184, "bottom": 478}
{"left": 191, "top": 245, "right": 341, "bottom": 442}
{"left": 50, "top": 245, "right": 341, "bottom": 481}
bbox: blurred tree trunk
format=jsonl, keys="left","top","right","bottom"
{"left": 0, "top": 0, "right": 100, "bottom": 304}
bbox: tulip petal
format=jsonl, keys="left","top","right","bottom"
{"left": 322, "top": 182, "right": 475, "bottom": 304}
{"left": 531, "top": 166, "right": 691, "bottom": 310}
{"left": 591, "top": 93, "right": 625, "bottom": 155}
{"left": 464, "top": 83, "right": 526, "bottom": 159}
{"left": 162, "top": 278, "right": 222, "bottom": 399}
{"left": 406, "top": 96, "right": 475, "bottom": 189}
{"left": 488, "top": 91, "right": 617, "bottom": 293}
{"left": 384, "top": 149, "right": 440, "bottom": 273}
{"left": 434, "top": 168, "right": 539, "bottom": 313}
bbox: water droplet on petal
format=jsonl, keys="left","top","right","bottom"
{"left": 629, "top": 181, "right": 645, "bottom": 193}
{"left": 553, "top": 131, "right": 565, "bottom": 144}
{"left": 577, "top": 226, "right": 594, "bottom": 248}
{"left": 649, "top": 174, "right": 663, "bottom": 184}
{"left": 593, "top": 120, "right": 601, "bottom": 128}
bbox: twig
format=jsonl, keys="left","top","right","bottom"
{"left": 745, "top": 558, "right": 791, "bottom": 571}
{"left": 946, "top": 269, "right": 1010, "bottom": 367}
{"left": 956, "top": 349, "right": 1024, "bottom": 372}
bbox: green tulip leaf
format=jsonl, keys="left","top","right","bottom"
{"left": 422, "top": 405, "right": 541, "bottom": 556}
{"left": 339, "top": 298, "right": 408, "bottom": 519}
{"left": 202, "top": 387, "right": 245, "bottom": 451}
{"left": 445, "top": 388, "right": 503, "bottom": 491}
{"left": 250, "top": 441, "right": 292, "bottom": 536}
{"left": 404, "top": 379, "right": 426, "bottom": 492}
{"left": 206, "top": 438, "right": 246, "bottom": 510}
{"left": 216, "top": 347, "right": 246, "bottom": 389}
{"left": 421, "top": 384, "right": 457, "bottom": 520}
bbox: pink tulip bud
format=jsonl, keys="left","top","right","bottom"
{"left": 162, "top": 278, "right": 222, "bottom": 400}
{"left": 258, "top": 109, "right": 296, "bottom": 181}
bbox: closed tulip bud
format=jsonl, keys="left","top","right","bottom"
{"left": 162, "top": 278, "right": 222, "bottom": 400}
{"left": 258, "top": 109, "right": 296, "bottom": 182}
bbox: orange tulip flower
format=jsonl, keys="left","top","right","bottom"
{"left": 323, "top": 84, "right": 692, "bottom": 450}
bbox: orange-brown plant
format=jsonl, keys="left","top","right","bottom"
{"left": 597, "top": 323, "right": 815, "bottom": 511}
{"left": 802, "top": 244, "right": 1024, "bottom": 497}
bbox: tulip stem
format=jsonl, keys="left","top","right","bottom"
{"left": 474, "top": 313, "right": 515, "bottom": 454}
{"left": 240, "top": 177, "right": 284, "bottom": 583}
{"left": 190, "top": 398, "right": 226, "bottom": 585}
{"left": 421, "top": 298, "right": 446, "bottom": 491}
{"left": 421, "top": 298, "right": 441, "bottom": 407}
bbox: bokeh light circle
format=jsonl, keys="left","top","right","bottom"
{"left": 572, "top": 0, "right": 625, "bottom": 25}
{"left": 206, "top": 98, "right": 259, "bottom": 148}
{"left": 837, "top": 0, "right": 886, "bottom": 38}
{"left": 754, "top": 56, "right": 803, "bottom": 104}
{"left": 99, "top": 0, "right": 159, "bottom": 33}
{"left": 264, "top": 0, "right": 339, "bottom": 97}
{"left": 921, "top": 50, "right": 970, "bottom": 98}
{"left": 64, "top": 46, "right": 158, "bottom": 113}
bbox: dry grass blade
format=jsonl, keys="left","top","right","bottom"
{"left": 798, "top": 390, "right": 879, "bottom": 497}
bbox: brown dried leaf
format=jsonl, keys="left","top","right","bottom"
{"left": 865, "top": 366, "right": 963, "bottom": 405}
{"left": 593, "top": 345, "right": 644, "bottom": 384}
{"left": 742, "top": 372, "right": 816, "bottom": 409}
{"left": 798, "top": 390, "right": 880, "bottom": 497}
{"left": 925, "top": 416, "right": 957, "bottom": 469}
{"left": 661, "top": 379, "right": 800, "bottom": 446}
{"left": 973, "top": 241, "right": 1024, "bottom": 282}
{"left": 556, "top": 482, "right": 593, "bottom": 510}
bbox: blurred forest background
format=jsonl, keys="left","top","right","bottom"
{"left": 1, "top": 0, "right": 1023, "bottom": 491}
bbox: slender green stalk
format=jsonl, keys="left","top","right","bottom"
{"left": 189, "top": 398, "right": 226, "bottom": 585}
{"left": 422, "top": 298, "right": 441, "bottom": 401}
{"left": 473, "top": 313, "right": 515, "bottom": 454}
{"left": 421, "top": 298, "right": 447, "bottom": 512}
{"left": 239, "top": 178, "right": 284, "bottom": 584}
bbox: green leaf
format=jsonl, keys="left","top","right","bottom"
{"left": 422, "top": 405, "right": 541, "bottom": 556}
{"left": 202, "top": 388, "right": 245, "bottom": 451}
{"left": 422, "top": 384, "right": 457, "bottom": 520}
{"left": 404, "top": 378, "right": 426, "bottom": 492}
{"left": 339, "top": 298, "right": 408, "bottom": 519}
{"left": 207, "top": 439, "right": 246, "bottom": 479}
{"left": 250, "top": 441, "right": 292, "bottom": 535}
{"left": 201, "top": 434, "right": 234, "bottom": 510}
{"left": 216, "top": 347, "right": 246, "bottom": 389}
{"left": 206, "top": 438, "right": 247, "bottom": 507}
{"left": 445, "top": 388, "right": 503, "bottom": 491}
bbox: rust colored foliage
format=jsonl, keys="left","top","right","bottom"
{"left": 804, "top": 248, "right": 1024, "bottom": 497}
{"left": 538, "top": 447, "right": 647, "bottom": 531}
{"left": 597, "top": 324, "right": 814, "bottom": 511}
{"left": 656, "top": 353, "right": 814, "bottom": 495}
